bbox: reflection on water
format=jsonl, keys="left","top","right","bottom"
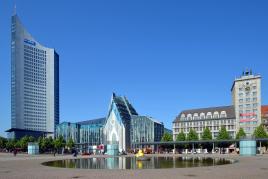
{"left": 43, "top": 156, "right": 235, "bottom": 169}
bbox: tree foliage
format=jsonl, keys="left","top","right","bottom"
{"left": 0, "top": 137, "right": 7, "bottom": 149}
{"left": 38, "top": 136, "right": 55, "bottom": 152}
{"left": 253, "top": 125, "right": 268, "bottom": 138}
{"left": 187, "top": 128, "right": 199, "bottom": 141}
{"left": 176, "top": 131, "right": 186, "bottom": 141}
{"left": 54, "top": 135, "right": 65, "bottom": 150}
{"left": 67, "top": 138, "right": 75, "bottom": 149}
{"left": 202, "top": 127, "right": 212, "bottom": 140}
{"left": 5, "top": 139, "right": 17, "bottom": 150}
{"left": 18, "top": 136, "right": 35, "bottom": 151}
{"left": 161, "top": 133, "right": 173, "bottom": 142}
{"left": 217, "top": 126, "right": 230, "bottom": 140}
{"left": 236, "top": 128, "right": 246, "bottom": 139}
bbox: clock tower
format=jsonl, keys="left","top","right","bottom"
{"left": 231, "top": 69, "right": 262, "bottom": 136}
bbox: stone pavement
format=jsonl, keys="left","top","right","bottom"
{"left": 0, "top": 153, "right": 268, "bottom": 179}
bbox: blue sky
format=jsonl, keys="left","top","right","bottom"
{"left": 0, "top": 0, "right": 268, "bottom": 137}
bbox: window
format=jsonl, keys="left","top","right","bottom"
{"left": 253, "top": 103, "right": 258, "bottom": 108}
{"left": 246, "top": 104, "right": 251, "bottom": 108}
{"left": 253, "top": 92, "right": 257, "bottom": 96}
{"left": 239, "top": 93, "right": 243, "bottom": 97}
{"left": 206, "top": 112, "right": 212, "bottom": 119}
{"left": 220, "top": 111, "right": 227, "bottom": 118}
{"left": 246, "top": 98, "right": 250, "bottom": 102}
{"left": 187, "top": 114, "right": 192, "bottom": 120}
{"left": 213, "top": 111, "right": 219, "bottom": 119}
{"left": 253, "top": 86, "right": 257, "bottom": 90}
{"left": 200, "top": 113, "right": 205, "bottom": 120}
{"left": 181, "top": 114, "right": 186, "bottom": 120}
{"left": 239, "top": 99, "right": 243, "bottom": 103}
{"left": 193, "top": 113, "right": 199, "bottom": 120}
{"left": 253, "top": 97, "right": 257, "bottom": 102}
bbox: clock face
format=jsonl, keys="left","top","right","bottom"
{"left": 245, "top": 86, "right": 251, "bottom": 91}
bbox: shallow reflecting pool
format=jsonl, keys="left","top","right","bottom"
{"left": 42, "top": 156, "right": 235, "bottom": 169}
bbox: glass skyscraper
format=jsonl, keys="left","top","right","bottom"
{"left": 8, "top": 13, "right": 59, "bottom": 139}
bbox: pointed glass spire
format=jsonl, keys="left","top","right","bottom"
{"left": 13, "top": 4, "right": 17, "bottom": 15}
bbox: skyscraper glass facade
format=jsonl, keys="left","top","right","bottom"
{"left": 10, "top": 14, "right": 59, "bottom": 138}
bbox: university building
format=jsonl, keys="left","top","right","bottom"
{"left": 173, "top": 106, "right": 236, "bottom": 139}
{"left": 56, "top": 93, "right": 166, "bottom": 152}
{"left": 173, "top": 70, "right": 264, "bottom": 140}
{"left": 7, "top": 12, "right": 59, "bottom": 139}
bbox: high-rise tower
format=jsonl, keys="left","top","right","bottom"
{"left": 8, "top": 13, "right": 59, "bottom": 139}
{"left": 231, "top": 69, "right": 261, "bottom": 136}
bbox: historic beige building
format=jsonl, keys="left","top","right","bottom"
{"left": 173, "top": 69, "right": 262, "bottom": 139}
{"left": 231, "top": 70, "right": 261, "bottom": 136}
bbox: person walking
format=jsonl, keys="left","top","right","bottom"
{"left": 53, "top": 149, "right": 57, "bottom": 157}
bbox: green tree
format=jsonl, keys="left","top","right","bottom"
{"left": 217, "top": 126, "right": 230, "bottom": 140}
{"left": 176, "top": 131, "right": 186, "bottom": 141}
{"left": 6, "top": 139, "right": 17, "bottom": 151}
{"left": 217, "top": 126, "right": 230, "bottom": 148}
{"left": 54, "top": 135, "right": 65, "bottom": 152}
{"left": 161, "top": 133, "right": 173, "bottom": 142}
{"left": 17, "top": 136, "right": 36, "bottom": 151}
{"left": 28, "top": 136, "right": 35, "bottom": 142}
{"left": 187, "top": 128, "right": 199, "bottom": 141}
{"left": 38, "top": 137, "right": 44, "bottom": 152}
{"left": 66, "top": 138, "right": 75, "bottom": 149}
{"left": 202, "top": 127, "right": 212, "bottom": 140}
{"left": 14, "top": 140, "right": 21, "bottom": 149}
{"left": 253, "top": 125, "right": 268, "bottom": 138}
{"left": 0, "top": 137, "right": 7, "bottom": 149}
{"left": 38, "top": 136, "right": 56, "bottom": 153}
{"left": 160, "top": 133, "right": 173, "bottom": 151}
{"left": 47, "top": 136, "right": 54, "bottom": 151}
{"left": 176, "top": 131, "right": 187, "bottom": 149}
{"left": 236, "top": 128, "right": 246, "bottom": 139}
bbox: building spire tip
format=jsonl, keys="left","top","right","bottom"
{"left": 13, "top": 4, "right": 17, "bottom": 15}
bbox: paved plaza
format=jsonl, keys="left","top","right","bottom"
{"left": 0, "top": 153, "right": 268, "bottom": 179}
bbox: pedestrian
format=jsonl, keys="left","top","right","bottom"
{"left": 13, "top": 149, "right": 17, "bottom": 157}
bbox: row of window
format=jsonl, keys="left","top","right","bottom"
{"left": 239, "top": 97, "right": 257, "bottom": 103}
{"left": 239, "top": 86, "right": 257, "bottom": 91}
{"left": 180, "top": 111, "right": 227, "bottom": 121}
{"left": 239, "top": 103, "right": 258, "bottom": 109}
{"left": 24, "top": 84, "right": 47, "bottom": 90}
{"left": 24, "top": 45, "right": 47, "bottom": 54}
{"left": 174, "top": 119, "right": 235, "bottom": 127}
{"left": 176, "top": 125, "right": 235, "bottom": 133}
{"left": 238, "top": 91, "right": 257, "bottom": 97}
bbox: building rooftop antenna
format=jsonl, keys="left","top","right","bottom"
{"left": 13, "top": 3, "right": 17, "bottom": 15}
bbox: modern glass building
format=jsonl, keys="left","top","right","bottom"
{"left": 130, "top": 115, "right": 164, "bottom": 149}
{"left": 8, "top": 13, "right": 59, "bottom": 139}
{"left": 78, "top": 118, "right": 105, "bottom": 145}
{"left": 56, "top": 122, "right": 80, "bottom": 143}
{"left": 103, "top": 93, "right": 138, "bottom": 152}
{"left": 56, "top": 118, "right": 105, "bottom": 145}
{"left": 56, "top": 93, "right": 168, "bottom": 152}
